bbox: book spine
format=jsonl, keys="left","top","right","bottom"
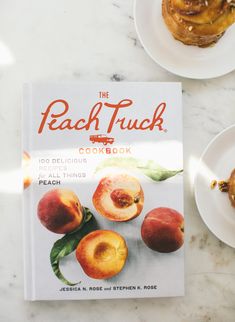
{"left": 22, "top": 83, "right": 34, "bottom": 300}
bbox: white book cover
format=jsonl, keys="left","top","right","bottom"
{"left": 23, "top": 82, "right": 184, "bottom": 300}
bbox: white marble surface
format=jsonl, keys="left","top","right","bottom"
{"left": 0, "top": 0, "right": 235, "bottom": 321}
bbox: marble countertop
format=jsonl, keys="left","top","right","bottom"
{"left": 0, "top": 0, "right": 235, "bottom": 321}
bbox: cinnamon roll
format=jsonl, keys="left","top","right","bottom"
{"left": 162, "top": 0, "right": 235, "bottom": 47}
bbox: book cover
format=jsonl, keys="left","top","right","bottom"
{"left": 23, "top": 82, "right": 184, "bottom": 300}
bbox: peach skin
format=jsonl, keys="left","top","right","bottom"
{"left": 76, "top": 230, "right": 128, "bottom": 279}
{"left": 92, "top": 174, "right": 144, "bottom": 221}
{"left": 37, "top": 189, "right": 83, "bottom": 234}
{"left": 141, "top": 207, "right": 184, "bottom": 253}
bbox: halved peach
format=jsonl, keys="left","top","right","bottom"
{"left": 23, "top": 151, "right": 32, "bottom": 189}
{"left": 37, "top": 189, "right": 83, "bottom": 234}
{"left": 76, "top": 230, "right": 128, "bottom": 279}
{"left": 92, "top": 174, "right": 144, "bottom": 221}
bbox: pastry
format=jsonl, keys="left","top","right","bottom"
{"left": 162, "top": 0, "right": 235, "bottom": 47}
{"left": 217, "top": 169, "right": 235, "bottom": 208}
{"left": 228, "top": 169, "right": 235, "bottom": 207}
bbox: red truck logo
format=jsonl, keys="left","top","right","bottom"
{"left": 90, "top": 134, "right": 115, "bottom": 145}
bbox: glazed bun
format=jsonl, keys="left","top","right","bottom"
{"left": 162, "top": 0, "right": 235, "bottom": 47}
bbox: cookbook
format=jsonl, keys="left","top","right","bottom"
{"left": 23, "top": 82, "right": 184, "bottom": 300}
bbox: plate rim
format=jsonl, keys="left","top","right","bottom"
{"left": 194, "top": 124, "right": 235, "bottom": 248}
{"left": 133, "top": 0, "right": 235, "bottom": 80}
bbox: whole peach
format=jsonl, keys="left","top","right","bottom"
{"left": 37, "top": 189, "right": 83, "bottom": 234}
{"left": 141, "top": 207, "right": 184, "bottom": 253}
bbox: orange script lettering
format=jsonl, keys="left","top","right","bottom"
{"left": 38, "top": 99, "right": 166, "bottom": 134}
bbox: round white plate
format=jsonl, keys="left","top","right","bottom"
{"left": 134, "top": 0, "right": 235, "bottom": 79}
{"left": 194, "top": 125, "right": 235, "bottom": 248}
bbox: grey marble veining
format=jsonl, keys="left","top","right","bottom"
{"left": 0, "top": 0, "right": 235, "bottom": 321}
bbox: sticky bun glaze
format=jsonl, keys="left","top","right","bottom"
{"left": 162, "top": 0, "right": 235, "bottom": 47}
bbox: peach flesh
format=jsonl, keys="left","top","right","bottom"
{"left": 141, "top": 207, "right": 184, "bottom": 253}
{"left": 37, "top": 189, "right": 83, "bottom": 234}
{"left": 94, "top": 242, "right": 116, "bottom": 261}
{"left": 92, "top": 174, "right": 144, "bottom": 222}
{"left": 76, "top": 230, "right": 128, "bottom": 279}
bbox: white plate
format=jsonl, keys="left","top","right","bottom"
{"left": 194, "top": 125, "right": 235, "bottom": 248}
{"left": 134, "top": 0, "right": 235, "bottom": 79}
